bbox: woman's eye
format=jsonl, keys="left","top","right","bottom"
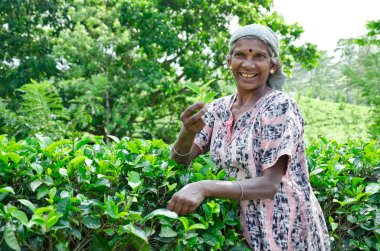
{"left": 234, "top": 52, "right": 243, "bottom": 56}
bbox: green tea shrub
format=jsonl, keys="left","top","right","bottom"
{"left": 0, "top": 134, "right": 379, "bottom": 250}
{"left": 307, "top": 137, "right": 379, "bottom": 250}
{"left": 0, "top": 134, "right": 246, "bottom": 250}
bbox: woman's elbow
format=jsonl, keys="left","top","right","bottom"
{"left": 268, "top": 182, "right": 281, "bottom": 199}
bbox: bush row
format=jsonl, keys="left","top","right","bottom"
{"left": 0, "top": 135, "right": 379, "bottom": 250}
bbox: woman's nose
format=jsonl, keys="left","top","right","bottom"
{"left": 241, "top": 57, "right": 255, "bottom": 69}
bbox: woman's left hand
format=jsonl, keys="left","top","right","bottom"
{"left": 167, "top": 182, "right": 207, "bottom": 215}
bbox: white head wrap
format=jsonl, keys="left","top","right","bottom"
{"left": 229, "top": 24, "right": 287, "bottom": 90}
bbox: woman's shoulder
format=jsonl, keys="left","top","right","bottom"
{"left": 265, "top": 90, "right": 301, "bottom": 110}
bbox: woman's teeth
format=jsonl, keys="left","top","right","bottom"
{"left": 241, "top": 73, "right": 256, "bottom": 78}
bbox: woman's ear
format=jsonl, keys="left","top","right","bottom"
{"left": 270, "top": 64, "right": 279, "bottom": 74}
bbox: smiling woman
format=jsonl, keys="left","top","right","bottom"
{"left": 169, "top": 24, "right": 330, "bottom": 250}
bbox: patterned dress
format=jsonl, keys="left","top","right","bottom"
{"left": 194, "top": 89, "right": 330, "bottom": 250}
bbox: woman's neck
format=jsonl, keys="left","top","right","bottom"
{"left": 235, "top": 85, "right": 272, "bottom": 108}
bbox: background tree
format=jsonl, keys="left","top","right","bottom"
{"left": 339, "top": 20, "right": 380, "bottom": 139}
{"left": 0, "top": 0, "right": 320, "bottom": 142}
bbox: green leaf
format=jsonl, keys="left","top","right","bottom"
{"left": 141, "top": 208, "right": 178, "bottom": 224}
{"left": 83, "top": 214, "right": 101, "bottom": 229}
{"left": 187, "top": 223, "right": 207, "bottom": 231}
{"left": 48, "top": 187, "right": 57, "bottom": 200}
{"left": 106, "top": 135, "right": 120, "bottom": 143}
{"left": 30, "top": 180, "right": 42, "bottom": 192}
{"left": 4, "top": 224, "right": 21, "bottom": 251}
{"left": 159, "top": 225, "right": 177, "bottom": 237}
{"left": 202, "top": 91, "right": 218, "bottom": 104}
{"left": 11, "top": 210, "right": 29, "bottom": 226}
{"left": 75, "top": 139, "right": 92, "bottom": 151}
{"left": 18, "top": 199, "right": 36, "bottom": 212}
{"left": 89, "top": 234, "right": 110, "bottom": 251}
{"left": 185, "top": 82, "right": 201, "bottom": 94}
{"left": 47, "top": 213, "right": 62, "bottom": 229}
{"left": 57, "top": 197, "right": 70, "bottom": 219}
{"left": 179, "top": 217, "right": 189, "bottom": 231}
{"left": 365, "top": 183, "right": 379, "bottom": 195}
{"left": 0, "top": 186, "right": 15, "bottom": 194}
{"left": 334, "top": 163, "right": 345, "bottom": 173}
{"left": 127, "top": 171, "right": 142, "bottom": 190}
{"left": 31, "top": 163, "right": 43, "bottom": 175}
{"left": 6, "top": 152, "right": 20, "bottom": 164}
{"left": 69, "top": 155, "right": 86, "bottom": 168}
{"left": 45, "top": 139, "right": 71, "bottom": 154}
{"left": 105, "top": 200, "right": 119, "bottom": 219}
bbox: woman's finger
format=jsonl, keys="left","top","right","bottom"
{"left": 181, "top": 102, "right": 205, "bottom": 120}
{"left": 179, "top": 203, "right": 191, "bottom": 215}
{"left": 187, "top": 107, "right": 207, "bottom": 123}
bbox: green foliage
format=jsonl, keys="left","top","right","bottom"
{"left": 296, "top": 96, "right": 372, "bottom": 143}
{"left": 0, "top": 135, "right": 379, "bottom": 250}
{"left": 0, "top": 135, "right": 246, "bottom": 250}
{"left": 1, "top": 0, "right": 320, "bottom": 142}
{"left": 0, "top": 0, "right": 64, "bottom": 100}
{"left": 0, "top": 80, "right": 74, "bottom": 139}
{"left": 307, "top": 138, "right": 380, "bottom": 250}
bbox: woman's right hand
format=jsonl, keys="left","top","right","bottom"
{"left": 180, "top": 101, "right": 207, "bottom": 134}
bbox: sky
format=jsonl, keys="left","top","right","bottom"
{"left": 272, "top": 0, "right": 380, "bottom": 54}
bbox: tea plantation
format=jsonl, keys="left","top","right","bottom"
{"left": 0, "top": 135, "right": 379, "bottom": 250}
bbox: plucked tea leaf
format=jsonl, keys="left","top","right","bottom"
{"left": 202, "top": 92, "right": 218, "bottom": 104}
{"left": 185, "top": 83, "right": 201, "bottom": 94}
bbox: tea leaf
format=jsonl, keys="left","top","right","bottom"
{"left": 4, "top": 224, "right": 21, "bottom": 251}
{"left": 11, "top": 210, "right": 29, "bottom": 226}
{"left": 18, "top": 199, "right": 36, "bottom": 212}
{"left": 0, "top": 186, "right": 15, "bottom": 194}
{"left": 159, "top": 225, "right": 177, "bottom": 237}
{"left": 187, "top": 223, "right": 207, "bottom": 231}
{"left": 365, "top": 183, "right": 379, "bottom": 195}
{"left": 185, "top": 83, "right": 201, "bottom": 94}
{"left": 141, "top": 209, "right": 178, "bottom": 224}
{"left": 202, "top": 92, "right": 218, "bottom": 104}
{"left": 83, "top": 214, "right": 101, "bottom": 229}
{"left": 30, "top": 180, "right": 42, "bottom": 192}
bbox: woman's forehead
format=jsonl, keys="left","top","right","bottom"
{"left": 233, "top": 38, "right": 269, "bottom": 53}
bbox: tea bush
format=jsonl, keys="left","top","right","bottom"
{"left": 0, "top": 134, "right": 379, "bottom": 250}
{"left": 307, "top": 137, "right": 379, "bottom": 250}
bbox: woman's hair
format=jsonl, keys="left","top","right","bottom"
{"left": 227, "top": 35, "right": 282, "bottom": 70}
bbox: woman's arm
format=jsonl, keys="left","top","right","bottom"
{"left": 167, "top": 155, "right": 288, "bottom": 215}
{"left": 170, "top": 102, "right": 206, "bottom": 165}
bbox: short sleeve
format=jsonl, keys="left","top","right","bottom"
{"left": 194, "top": 102, "right": 217, "bottom": 154}
{"left": 259, "top": 97, "right": 303, "bottom": 171}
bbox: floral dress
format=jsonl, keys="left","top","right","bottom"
{"left": 194, "top": 89, "right": 330, "bottom": 250}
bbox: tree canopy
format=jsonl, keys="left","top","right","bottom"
{"left": 1, "top": 0, "right": 320, "bottom": 142}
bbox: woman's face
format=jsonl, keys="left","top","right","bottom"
{"left": 228, "top": 38, "right": 274, "bottom": 92}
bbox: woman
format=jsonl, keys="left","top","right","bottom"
{"left": 168, "top": 24, "right": 330, "bottom": 250}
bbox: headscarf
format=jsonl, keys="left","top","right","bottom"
{"left": 229, "top": 24, "right": 287, "bottom": 91}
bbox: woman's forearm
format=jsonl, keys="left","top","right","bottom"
{"left": 170, "top": 126, "right": 197, "bottom": 164}
{"left": 200, "top": 177, "right": 280, "bottom": 201}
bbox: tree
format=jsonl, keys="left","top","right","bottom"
{"left": 0, "top": 0, "right": 67, "bottom": 104}
{"left": 52, "top": 0, "right": 320, "bottom": 142}
{"left": 1, "top": 0, "right": 320, "bottom": 142}
{"left": 340, "top": 20, "right": 380, "bottom": 139}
